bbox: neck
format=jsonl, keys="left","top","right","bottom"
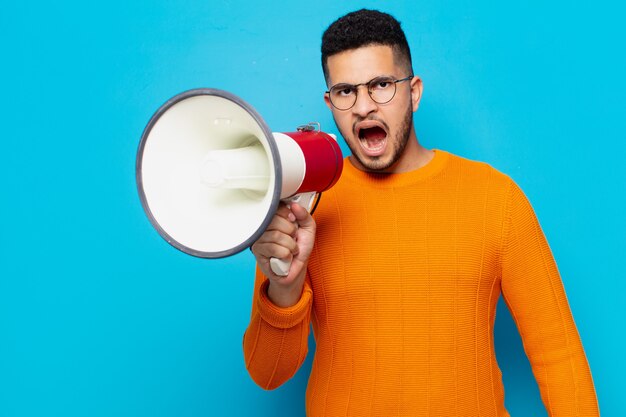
{"left": 391, "top": 136, "right": 434, "bottom": 173}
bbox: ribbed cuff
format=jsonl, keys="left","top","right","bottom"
{"left": 256, "top": 279, "right": 312, "bottom": 329}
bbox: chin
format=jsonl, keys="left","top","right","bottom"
{"left": 356, "top": 153, "right": 396, "bottom": 172}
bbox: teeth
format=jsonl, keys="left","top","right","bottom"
{"left": 362, "top": 137, "right": 386, "bottom": 150}
{"left": 357, "top": 125, "right": 387, "bottom": 154}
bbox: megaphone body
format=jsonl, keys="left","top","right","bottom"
{"left": 136, "top": 88, "right": 343, "bottom": 275}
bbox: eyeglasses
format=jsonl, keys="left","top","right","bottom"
{"left": 326, "top": 75, "right": 413, "bottom": 111}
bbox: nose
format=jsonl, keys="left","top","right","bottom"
{"left": 351, "top": 85, "right": 377, "bottom": 117}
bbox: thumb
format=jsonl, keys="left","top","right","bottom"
{"left": 290, "top": 202, "right": 315, "bottom": 230}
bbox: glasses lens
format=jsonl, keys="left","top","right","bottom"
{"left": 368, "top": 77, "right": 397, "bottom": 104}
{"left": 329, "top": 84, "right": 357, "bottom": 110}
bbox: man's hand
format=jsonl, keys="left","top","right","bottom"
{"left": 251, "top": 202, "right": 316, "bottom": 308}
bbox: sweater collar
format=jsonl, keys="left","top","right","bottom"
{"left": 341, "top": 149, "right": 449, "bottom": 187}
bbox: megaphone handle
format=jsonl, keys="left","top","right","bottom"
{"left": 270, "top": 257, "right": 292, "bottom": 276}
{"left": 269, "top": 192, "right": 318, "bottom": 276}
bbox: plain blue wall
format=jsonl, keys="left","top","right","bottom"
{"left": 1, "top": 1, "right": 624, "bottom": 416}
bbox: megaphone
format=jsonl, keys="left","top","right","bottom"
{"left": 136, "top": 88, "right": 343, "bottom": 275}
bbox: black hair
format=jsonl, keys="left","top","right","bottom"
{"left": 321, "top": 9, "right": 413, "bottom": 81}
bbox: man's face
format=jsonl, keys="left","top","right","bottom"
{"left": 324, "top": 44, "right": 422, "bottom": 172}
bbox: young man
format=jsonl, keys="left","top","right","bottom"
{"left": 244, "top": 9, "right": 599, "bottom": 416}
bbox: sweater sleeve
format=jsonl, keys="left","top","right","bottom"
{"left": 500, "top": 181, "right": 599, "bottom": 416}
{"left": 242, "top": 265, "right": 313, "bottom": 390}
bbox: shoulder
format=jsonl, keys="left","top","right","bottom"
{"left": 440, "top": 150, "right": 515, "bottom": 192}
{"left": 442, "top": 152, "right": 541, "bottom": 225}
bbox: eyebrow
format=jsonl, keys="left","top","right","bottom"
{"left": 329, "top": 74, "right": 396, "bottom": 89}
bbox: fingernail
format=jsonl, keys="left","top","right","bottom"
{"left": 288, "top": 213, "right": 296, "bottom": 222}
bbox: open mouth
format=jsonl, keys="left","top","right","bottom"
{"left": 357, "top": 123, "right": 388, "bottom": 157}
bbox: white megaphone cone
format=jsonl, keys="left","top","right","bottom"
{"left": 136, "top": 88, "right": 343, "bottom": 276}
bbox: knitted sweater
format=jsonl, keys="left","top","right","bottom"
{"left": 243, "top": 150, "right": 598, "bottom": 416}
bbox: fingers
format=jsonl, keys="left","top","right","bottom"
{"left": 251, "top": 204, "right": 299, "bottom": 262}
{"left": 266, "top": 210, "right": 298, "bottom": 237}
{"left": 251, "top": 201, "right": 318, "bottom": 282}
{"left": 275, "top": 203, "right": 296, "bottom": 223}
{"left": 290, "top": 203, "right": 315, "bottom": 231}
{"left": 254, "top": 231, "right": 298, "bottom": 258}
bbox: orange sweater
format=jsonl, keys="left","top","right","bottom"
{"left": 243, "top": 150, "right": 598, "bottom": 416}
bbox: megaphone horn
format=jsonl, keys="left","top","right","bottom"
{"left": 136, "top": 88, "right": 343, "bottom": 276}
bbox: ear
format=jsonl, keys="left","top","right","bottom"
{"left": 410, "top": 76, "right": 423, "bottom": 112}
{"left": 324, "top": 92, "right": 332, "bottom": 110}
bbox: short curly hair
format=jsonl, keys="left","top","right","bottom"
{"left": 321, "top": 9, "right": 413, "bottom": 81}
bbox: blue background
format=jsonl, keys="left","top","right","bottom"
{"left": 1, "top": 1, "right": 624, "bottom": 416}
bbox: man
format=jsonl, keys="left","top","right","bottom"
{"left": 244, "top": 9, "right": 599, "bottom": 416}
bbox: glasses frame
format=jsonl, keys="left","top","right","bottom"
{"left": 326, "top": 75, "right": 414, "bottom": 111}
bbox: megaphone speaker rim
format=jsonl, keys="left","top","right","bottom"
{"left": 136, "top": 88, "right": 282, "bottom": 259}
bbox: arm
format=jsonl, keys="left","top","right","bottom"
{"left": 501, "top": 181, "right": 599, "bottom": 416}
{"left": 243, "top": 268, "right": 312, "bottom": 389}
{"left": 243, "top": 203, "right": 315, "bottom": 389}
